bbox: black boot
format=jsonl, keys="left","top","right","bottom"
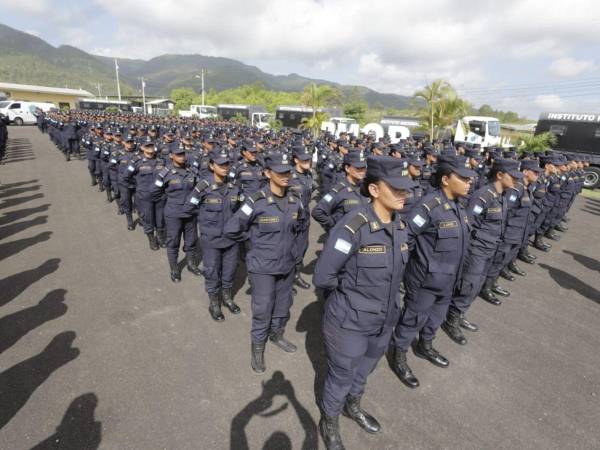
{"left": 222, "top": 288, "right": 241, "bottom": 314}
{"left": 500, "top": 267, "right": 516, "bottom": 281}
{"left": 269, "top": 329, "right": 297, "bottom": 353}
{"left": 492, "top": 278, "right": 511, "bottom": 297}
{"left": 98, "top": 181, "right": 105, "bottom": 192}
{"left": 169, "top": 261, "right": 181, "bottom": 283}
{"left": 414, "top": 337, "right": 449, "bottom": 368}
{"left": 554, "top": 223, "right": 568, "bottom": 232}
{"left": 251, "top": 341, "right": 266, "bottom": 373}
{"left": 459, "top": 314, "right": 479, "bottom": 332}
{"left": 392, "top": 349, "right": 419, "bottom": 388}
{"left": 105, "top": 189, "right": 113, "bottom": 203}
{"left": 319, "top": 415, "right": 345, "bottom": 450}
{"left": 146, "top": 232, "right": 159, "bottom": 251}
{"left": 508, "top": 261, "right": 526, "bottom": 276}
{"left": 441, "top": 308, "right": 467, "bottom": 345}
{"left": 518, "top": 247, "right": 536, "bottom": 264}
{"left": 533, "top": 234, "right": 550, "bottom": 252}
{"left": 156, "top": 228, "right": 167, "bottom": 248}
{"left": 117, "top": 203, "right": 124, "bottom": 215}
{"left": 479, "top": 278, "right": 502, "bottom": 305}
{"left": 90, "top": 174, "right": 97, "bottom": 186}
{"left": 294, "top": 271, "right": 311, "bottom": 289}
{"left": 186, "top": 252, "right": 202, "bottom": 276}
{"left": 209, "top": 293, "right": 225, "bottom": 322}
{"left": 544, "top": 230, "right": 560, "bottom": 241}
{"left": 343, "top": 395, "right": 381, "bottom": 434}
{"left": 126, "top": 214, "right": 135, "bottom": 231}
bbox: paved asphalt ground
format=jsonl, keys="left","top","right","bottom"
{"left": 0, "top": 126, "right": 599, "bottom": 450}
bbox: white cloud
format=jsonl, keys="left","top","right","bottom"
{"left": 534, "top": 94, "right": 564, "bottom": 110}
{"left": 0, "top": 0, "right": 50, "bottom": 15}
{"left": 548, "top": 57, "right": 595, "bottom": 77}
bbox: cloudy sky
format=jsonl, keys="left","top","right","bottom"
{"left": 2, "top": 0, "right": 600, "bottom": 118}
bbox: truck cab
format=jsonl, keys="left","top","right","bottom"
{"left": 454, "top": 115, "right": 502, "bottom": 147}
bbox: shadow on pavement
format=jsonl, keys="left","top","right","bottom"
{"left": 0, "top": 289, "right": 68, "bottom": 355}
{"left": 538, "top": 263, "right": 600, "bottom": 305}
{"left": 563, "top": 250, "right": 600, "bottom": 272}
{"left": 0, "top": 258, "right": 61, "bottom": 307}
{"left": 0, "top": 331, "right": 80, "bottom": 430}
{"left": 0, "top": 231, "right": 53, "bottom": 262}
{"left": 0, "top": 204, "right": 50, "bottom": 226}
{"left": 0, "top": 193, "right": 44, "bottom": 210}
{"left": 230, "top": 370, "right": 318, "bottom": 450}
{"left": 31, "top": 393, "right": 102, "bottom": 450}
{"left": 296, "top": 297, "right": 327, "bottom": 408}
{"left": 0, "top": 215, "right": 48, "bottom": 241}
{"left": 0, "top": 179, "right": 39, "bottom": 190}
{"left": 0, "top": 185, "right": 41, "bottom": 199}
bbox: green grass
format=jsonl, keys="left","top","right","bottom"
{"left": 581, "top": 189, "right": 600, "bottom": 199}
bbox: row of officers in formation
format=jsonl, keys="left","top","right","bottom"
{"left": 39, "top": 110, "right": 587, "bottom": 450}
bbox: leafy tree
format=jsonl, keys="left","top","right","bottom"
{"left": 516, "top": 132, "right": 557, "bottom": 153}
{"left": 413, "top": 79, "right": 452, "bottom": 141}
{"left": 301, "top": 83, "right": 341, "bottom": 135}
{"left": 170, "top": 87, "right": 200, "bottom": 113}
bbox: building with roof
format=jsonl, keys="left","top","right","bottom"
{"left": 0, "top": 82, "right": 94, "bottom": 109}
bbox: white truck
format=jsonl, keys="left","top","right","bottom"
{"left": 454, "top": 115, "right": 511, "bottom": 147}
{"left": 0, "top": 101, "right": 55, "bottom": 125}
{"left": 178, "top": 105, "right": 218, "bottom": 119}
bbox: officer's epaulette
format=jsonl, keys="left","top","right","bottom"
{"left": 195, "top": 179, "right": 210, "bottom": 192}
{"left": 248, "top": 190, "right": 266, "bottom": 204}
{"left": 344, "top": 212, "right": 369, "bottom": 234}
{"left": 479, "top": 189, "right": 496, "bottom": 204}
{"left": 422, "top": 196, "right": 442, "bottom": 213}
{"left": 227, "top": 182, "right": 234, "bottom": 189}
{"left": 331, "top": 181, "right": 347, "bottom": 193}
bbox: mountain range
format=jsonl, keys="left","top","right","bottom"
{"left": 0, "top": 23, "right": 412, "bottom": 109}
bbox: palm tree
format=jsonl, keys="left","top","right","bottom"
{"left": 517, "top": 132, "right": 557, "bottom": 153}
{"left": 301, "top": 83, "right": 341, "bottom": 135}
{"left": 435, "top": 91, "right": 471, "bottom": 139}
{"left": 413, "top": 79, "right": 452, "bottom": 141}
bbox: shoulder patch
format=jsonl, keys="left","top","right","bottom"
{"left": 422, "top": 196, "right": 442, "bottom": 213}
{"left": 248, "top": 190, "right": 266, "bottom": 204}
{"left": 195, "top": 179, "right": 210, "bottom": 193}
{"left": 344, "top": 212, "right": 369, "bottom": 234}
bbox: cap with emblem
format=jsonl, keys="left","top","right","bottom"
{"left": 366, "top": 156, "right": 416, "bottom": 190}
{"left": 292, "top": 145, "right": 312, "bottom": 161}
{"left": 266, "top": 152, "right": 292, "bottom": 173}
{"left": 465, "top": 148, "right": 483, "bottom": 159}
{"left": 520, "top": 160, "right": 543, "bottom": 172}
{"left": 492, "top": 158, "right": 523, "bottom": 179}
{"left": 170, "top": 145, "right": 186, "bottom": 155}
{"left": 437, "top": 154, "right": 476, "bottom": 178}
{"left": 343, "top": 151, "right": 367, "bottom": 168}
{"left": 210, "top": 147, "right": 230, "bottom": 165}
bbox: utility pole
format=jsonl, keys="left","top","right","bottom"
{"left": 96, "top": 83, "right": 103, "bottom": 97}
{"left": 114, "top": 58, "right": 122, "bottom": 101}
{"left": 201, "top": 69, "right": 205, "bottom": 106}
{"left": 140, "top": 77, "right": 147, "bottom": 115}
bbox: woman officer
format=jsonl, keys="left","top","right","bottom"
{"left": 391, "top": 155, "right": 473, "bottom": 388}
{"left": 313, "top": 156, "right": 413, "bottom": 450}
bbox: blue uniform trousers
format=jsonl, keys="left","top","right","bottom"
{"left": 165, "top": 215, "right": 197, "bottom": 265}
{"left": 136, "top": 193, "right": 165, "bottom": 234}
{"left": 118, "top": 185, "right": 135, "bottom": 216}
{"left": 248, "top": 271, "right": 294, "bottom": 343}
{"left": 201, "top": 244, "right": 239, "bottom": 295}
{"left": 321, "top": 304, "right": 395, "bottom": 417}
{"left": 394, "top": 289, "right": 452, "bottom": 351}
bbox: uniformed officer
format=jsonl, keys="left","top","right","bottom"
{"left": 392, "top": 155, "right": 473, "bottom": 387}
{"left": 288, "top": 145, "right": 314, "bottom": 290}
{"left": 443, "top": 159, "right": 522, "bottom": 346}
{"left": 127, "top": 139, "right": 166, "bottom": 249}
{"left": 152, "top": 145, "right": 201, "bottom": 282}
{"left": 224, "top": 152, "right": 307, "bottom": 374}
{"left": 314, "top": 156, "right": 412, "bottom": 449}
{"left": 399, "top": 155, "right": 425, "bottom": 220}
{"left": 230, "top": 142, "right": 264, "bottom": 198}
{"left": 312, "top": 151, "right": 368, "bottom": 232}
{"left": 187, "top": 147, "right": 242, "bottom": 321}
{"left": 117, "top": 136, "right": 138, "bottom": 230}
{"left": 0, "top": 112, "right": 8, "bottom": 164}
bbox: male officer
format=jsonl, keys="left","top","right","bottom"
{"left": 224, "top": 152, "right": 307, "bottom": 373}
{"left": 117, "top": 136, "right": 139, "bottom": 230}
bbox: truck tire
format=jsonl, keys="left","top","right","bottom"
{"left": 13, "top": 117, "right": 24, "bottom": 126}
{"left": 583, "top": 166, "right": 600, "bottom": 189}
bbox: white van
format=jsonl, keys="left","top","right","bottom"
{"left": 0, "top": 101, "right": 55, "bottom": 125}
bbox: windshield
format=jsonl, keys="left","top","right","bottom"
{"left": 487, "top": 120, "right": 500, "bottom": 137}
{"left": 468, "top": 120, "right": 486, "bottom": 137}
